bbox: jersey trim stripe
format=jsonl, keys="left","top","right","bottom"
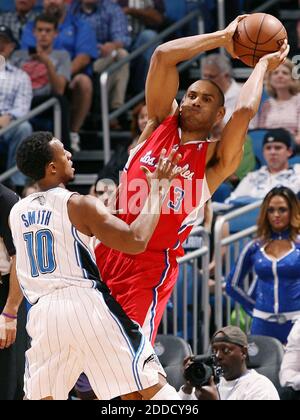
{"left": 124, "top": 140, "right": 147, "bottom": 172}
{"left": 178, "top": 219, "right": 198, "bottom": 234}
{"left": 20, "top": 282, "right": 32, "bottom": 304}
{"left": 104, "top": 306, "right": 143, "bottom": 390}
{"left": 177, "top": 176, "right": 211, "bottom": 235}
{"left": 133, "top": 334, "right": 146, "bottom": 390}
{"left": 71, "top": 226, "right": 99, "bottom": 283}
{"left": 172, "top": 240, "right": 181, "bottom": 250}
{"left": 149, "top": 249, "right": 171, "bottom": 343}
{"left": 94, "top": 287, "right": 146, "bottom": 389}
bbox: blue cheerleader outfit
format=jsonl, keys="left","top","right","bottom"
{"left": 226, "top": 231, "right": 300, "bottom": 344}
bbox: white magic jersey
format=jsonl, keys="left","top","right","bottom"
{"left": 10, "top": 188, "right": 166, "bottom": 400}
{"left": 9, "top": 187, "right": 100, "bottom": 304}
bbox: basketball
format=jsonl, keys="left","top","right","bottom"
{"left": 233, "top": 13, "right": 287, "bottom": 67}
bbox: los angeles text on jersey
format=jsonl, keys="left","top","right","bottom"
{"left": 21, "top": 210, "right": 52, "bottom": 228}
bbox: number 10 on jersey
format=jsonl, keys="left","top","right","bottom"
{"left": 24, "top": 229, "right": 57, "bottom": 277}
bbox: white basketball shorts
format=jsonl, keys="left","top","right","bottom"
{"left": 24, "top": 285, "right": 165, "bottom": 400}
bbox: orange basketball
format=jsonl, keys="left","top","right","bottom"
{"left": 233, "top": 13, "right": 287, "bottom": 67}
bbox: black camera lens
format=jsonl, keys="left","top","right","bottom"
{"left": 184, "top": 356, "right": 221, "bottom": 388}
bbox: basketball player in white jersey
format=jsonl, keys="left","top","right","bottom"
{"left": 9, "top": 131, "right": 183, "bottom": 401}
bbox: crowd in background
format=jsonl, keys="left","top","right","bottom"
{"left": 0, "top": 0, "right": 300, "bottom": 401}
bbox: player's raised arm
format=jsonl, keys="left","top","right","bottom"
{"left": 68, "top": 150, "right": 182, "bottom": 255}
{"left": 206, "top": 41, "right": 290, "bottom": 195}
{"left": 145, "top": 15, "right": 248, "bottom": 125}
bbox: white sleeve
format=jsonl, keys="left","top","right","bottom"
{"left": 294, "top": 165, "right": 300, "bottom": 195}
{"left": 178, "top": 386, "right": 197, "bottom": 400}
{"left": 225, "top": 173, "right": 254, "bottom": 202}
{"left": 242, "top": 377, "right": 280, "bottom": 400}
{"left": 280, "top": 320, "right": 300, "bottom": 390}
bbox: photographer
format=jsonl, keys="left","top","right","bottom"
{"left": 179, "top": 326, "right": 280, "bottom": 400}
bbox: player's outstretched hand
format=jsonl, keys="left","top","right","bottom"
{"left": 258, "top": 39, "right": 290, "bottom": 72}
{"left": 224, "top": 15, "right": 249, "bottom": 59}
{"left": 141, "top": 148, "right": 183, "bottom": 199}
{"left": 141, "top": 148, "right": 182, "bottom": 182}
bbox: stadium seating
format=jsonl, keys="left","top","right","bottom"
{"left": 247, "top": 335, "right": 284, "bottom": 392}
{"left": 229, "top": 207, "right": 260, "bottom": 233}
{"left": 248, "top": 129, "right": 268, "bottom": 167}
{"left": 154, "top": 334, "right": 193, "bottom": 390}
{"left": 289, "top": 155, "right": 300, "bottom": 165}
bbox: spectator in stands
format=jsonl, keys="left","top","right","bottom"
{"left": 0, "top": 26, "right": 32, "bottom": 187}
{"left": 225, "top": 128, "right": 300, "bottom": 204}
{"left": 12, "top": 13, "right": 71, "bottom": 148}
{"left": 280, "top": 318, "right": 300, "bottom": 400}
{"left": 251, "top": 59, "right": 300, "bottom": 150}
{"left": 179, "top": 326, "right": 280, "bottom": 400}
{"left": 201, "top": 53, "right": 242, "bottom": 125}
{"left": 21, "top": 0, "right": 98, "bottom": 152}
{"left": 226, "top": 186, "right": 300, "bottom": 344}
{"left": 0, "top": 0, "right": 39, "bottom": 42}
{"left": 13, "top": 14, "right": 70, "bottom": 97}
{"left": 0, "top": 183, "right": 27, "bottom": 400}
{"left": 72, "top": 0, "right": 131, "bottom": 130}
{"left": 117, "top": 0, "right": 166, "bottom": 93}
{"left": 201, "top": 54, "right": 256, "bottom": 197}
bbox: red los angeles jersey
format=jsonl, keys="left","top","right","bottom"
{"left": 117, "top": 115, "right": 212, "bottom": 257}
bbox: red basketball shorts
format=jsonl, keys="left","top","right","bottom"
{"left": 95, "top": 244, "right": 179, "bottom": 345}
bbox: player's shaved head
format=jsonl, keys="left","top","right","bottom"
{"left": 179, "top": 79, "right": 226, "bottom": 132}
{"left": 187, "top": 80, "right": 225, "bottom": 107}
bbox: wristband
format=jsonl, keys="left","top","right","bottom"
{"left": 2, "top": 312, "right": 17, "bottom": 320}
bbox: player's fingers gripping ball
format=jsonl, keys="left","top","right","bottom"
{"left": 233, "top": 13, "right": 287, "bottom": 67}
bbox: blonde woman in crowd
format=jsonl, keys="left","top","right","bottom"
{"left": 252, "top": 59, "right": 300, "bottom": 148}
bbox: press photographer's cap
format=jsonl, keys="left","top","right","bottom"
{"left": 263, "top": 128, "right": 293, "bottom": 149}
{"left": 0, "top": 26, "right": 17, "bottom": 44}
{"left": 212, "top": 326, "right": 248, "bottom": 348}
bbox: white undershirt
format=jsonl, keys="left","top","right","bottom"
{"left": 178, "top": 370, "right": 280, "bottom": 400}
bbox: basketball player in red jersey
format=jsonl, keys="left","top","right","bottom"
{"left": 95, "top": 17, "right": 289, "bottom": 344}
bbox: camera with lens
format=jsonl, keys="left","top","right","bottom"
{"left": 184, "top": 355, "right": 222, "bottom": 388}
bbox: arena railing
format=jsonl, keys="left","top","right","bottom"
{"left": 0, "top": 98, "right": 62, "bottom": 183}
{"left": 160, "top": 227, "right": 210, "bottom": 354}
{"left": 100, "top": 9, "right": 203, "bottom": 163}
{"left": 217, "top": 0, "right": 226, "bottom": 31}
{"left": 213, "top": 200, "right": 262, "bottom": 330}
